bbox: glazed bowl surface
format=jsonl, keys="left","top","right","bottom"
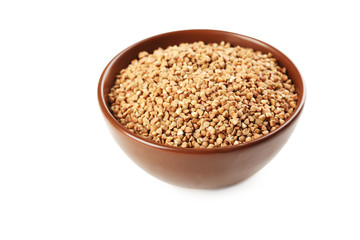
{"left": 98, "top": 29, "right": 305, "bottom": 189}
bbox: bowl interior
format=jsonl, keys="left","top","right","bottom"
{"left": 99, "top": 29, "right": 305, "bottom": 151}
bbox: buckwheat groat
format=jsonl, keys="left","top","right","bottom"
{"left": 108, "top": 41, "right": 298, "bottom": 148}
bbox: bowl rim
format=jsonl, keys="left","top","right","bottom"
{"left": 98, "top": 29, "right": 306, "bottom": 153}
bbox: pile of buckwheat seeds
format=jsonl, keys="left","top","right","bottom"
{"left": 108, "top": 41, "right": 298, "bottom": 148}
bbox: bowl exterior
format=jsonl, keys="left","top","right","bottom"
{"left": 104, "top": 113, "right": 301, "bottom": 188}
{"left": 98, "top": 29, "right": 305, "bottom": 189}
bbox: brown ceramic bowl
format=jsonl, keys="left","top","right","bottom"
{"left": 98, "top": 29, "right": 305, "bottom": 189}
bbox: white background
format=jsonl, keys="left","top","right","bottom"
{"left": 1, "top": 0, "right": 359, "bottom": 239}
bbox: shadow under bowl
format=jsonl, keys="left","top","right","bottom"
{"left": 98, "top": 29, "right": 306, "bottom": 189}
